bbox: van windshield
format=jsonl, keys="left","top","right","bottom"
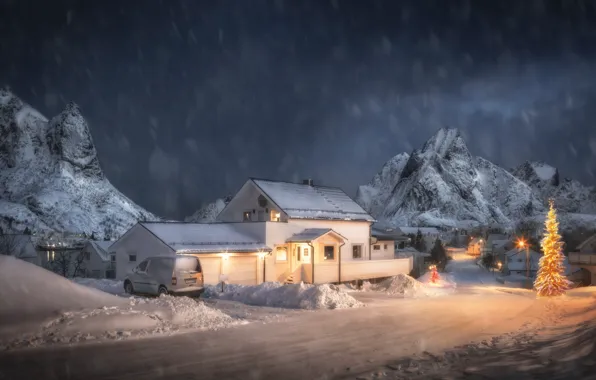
{"left": 175, "top": 256, "right": 201, "bottom": 272}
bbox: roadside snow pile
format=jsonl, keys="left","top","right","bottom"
{"left": 357, "top": 274, "right": 456, "bottom": 298}
{"left": 0, "top": 256, "right": 242, "bottom": 350}
{"left": 72, "top": 278, "right": 124, "bottom": 295}
{"left": 206, "top": 282, "right": 363, "bottom": 309}
{"left": 369, "top": 274, "right": 425, "bottom": 295}
{"left": 0, "top": 256, "right": 126, "bottom": 324}
{"left": 130, "top": 295, "right": 238, "bottom": 329}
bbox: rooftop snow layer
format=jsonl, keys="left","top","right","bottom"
{"left": 141, "top": 222, "right": 271, "bottom": 253}
{"left": 286, "top": 228, "right": 345, "bottom": 242}
{"left": 88, "top": 240, "right": 113, "bottom": 261}
{"left": 252, "top": 179, "right": 375, "bottom": 222}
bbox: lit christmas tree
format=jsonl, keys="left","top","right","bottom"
{"left": 534, "top": 200, "right": 569, "bottom": 297}
{"left": 429, "top": 265, "right": 440, "bottom": 284}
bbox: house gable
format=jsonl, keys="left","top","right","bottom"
{"left": 217, "top": 180, "right": 288, "bottom": 223}
{"left": 577, "top": 234, "right": 596, "bottom": 252}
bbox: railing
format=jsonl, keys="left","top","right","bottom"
{"left": 569, "top": 252, "right": 596, "bottom": 266}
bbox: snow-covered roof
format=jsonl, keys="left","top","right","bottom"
{"left": 491, "top": 239, "right": 512, "bottom": 249}
{"left": 251, "top": 179, "right": 375, "bottom": 222}
{"left": 504, "top": 248, "right": 542, "bottom": 271}
{"left": 286, "top": 228, "right": 346, "bottom": 243}
{"left": 88, "top": 240, "right": 113, "bottom": 261}
{"left": 140, "top": 222, "right": 271, "bottom": 253}
{"left": 371, "top": 223, "right": 409, "bottom": 241}
{"left": 577, "top": 234, "right": 596, "bottom": 250}
{"left": 487, "top": 234, "right": 507, "bottom": 243}
{"left": 396, "top": 227, "right": 439, "bottom": 235}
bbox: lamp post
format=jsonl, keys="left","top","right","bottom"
{"left": 517, "top": 239, "right": 529, "bottom": 279}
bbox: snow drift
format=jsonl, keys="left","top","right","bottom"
{"left": 359, "top": 274, "right": 457, "bottom": 298}
{"left": 0, "top": 89, "right": 157, "bottom": 237}
{"left": 205, "top": 282, "right": 363, "bottom": 309}
{"left": 0, "top": 256, "right": 240, "bottom": 350}
{"left": 0, "top": 255, "right": 125, "bottom": 324}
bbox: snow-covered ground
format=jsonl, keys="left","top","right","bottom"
{"left": 204, "top": 281, "right": 363, "bottom": 309}
{"left": 72, "top": 277, "right": 125, "bottom": 295}
{"left": 0, "top": 256, "right": 244, "bottom": 350}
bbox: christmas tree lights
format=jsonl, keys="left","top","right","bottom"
{"left": 534, "top": 200, "right": 569, "bottom": 297}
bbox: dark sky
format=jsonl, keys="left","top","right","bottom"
{"left": 1, "top": 0, "right": 596, "bottom": 219}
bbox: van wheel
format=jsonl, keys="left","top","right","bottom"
{"left": 124, "top": 281, "right": 134, "bottom": 294}
{"left": 158, "top": 286, "right": 168, "bottom": 296}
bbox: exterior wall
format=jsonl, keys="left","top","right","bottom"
{"left": 302, "top": 257, "right": 413, "bottom": 284}
{"left": 110, "top": 225, "right": 175, "bottom": 280}
{"left": 86, "top": 246, "right": 108, "bottom": 278}
{"left": 371, "top": 240, "right": 394, "bottom": 260}
{"left": 568, "top": 252, "right": 596, "bottom": 285}
{"left": 287, "top": 219, "right": 371, "bottom": 262}
{"left": 217, "top": 181, "right": 289, "bottom": 223}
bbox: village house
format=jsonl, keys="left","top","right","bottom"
{"left": 110, "top": 178, "right": 413, "bottom": 285}
{"left": 370, "top": 222, "right": 409, "bottom": 260}
{"left": 81, "top": 240, "right": 115, "bottom": 279}
{"left": 568, "top": 233, "right": 596, "bottom": 285}
{"left": 467, "top": 237, "right": 484, "bottom": 256}
{"left": 501, "top": 248, "right": 542, "bottom": 277}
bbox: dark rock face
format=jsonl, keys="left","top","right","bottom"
{"left": 0, "top": 89, "right": 157, "bottom": 238}
{"left": 357, "top": 128, "right": 544, "bottom": 228}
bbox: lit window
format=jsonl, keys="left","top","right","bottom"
{"left": 242, "top": 211, "right": 251, "bottom": 222}
{"left": 270, "top": 210, "right": 281, "bottom": 222}
{"left": 276, "top": 247, "right": 287, "bottom": 262}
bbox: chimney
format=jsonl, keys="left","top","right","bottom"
{"left": 302, "top": 179, "right": 314, "bottom": 186}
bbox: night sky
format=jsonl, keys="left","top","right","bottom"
{"left": 1, "top": 0, "right": 596, "bottom": 219}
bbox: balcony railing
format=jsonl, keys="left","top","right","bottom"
{"left": 569, "top": 252, "right": 596, "bottom": 266}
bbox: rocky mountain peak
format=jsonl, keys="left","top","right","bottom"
{"left": 47, "top": 101, "right": 103, "bottom": 178}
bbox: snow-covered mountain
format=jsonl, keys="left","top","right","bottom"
{"left": 356, "top": 128, "right": 544, "bottom": 228}
{"left": 185, "top": 196, "right": 231, "bottom": 222}
{"left": 0, "top": 89, "right": 158, "bottom": 238}
{"left": 512, "top": 161, "right": 596, "bottom": 214}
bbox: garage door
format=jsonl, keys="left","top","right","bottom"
{"left": 196, "top": 257, "right": 221, "bottom": 285}
{"left": 227, "top": 256, "right": 258, "bottom": 285}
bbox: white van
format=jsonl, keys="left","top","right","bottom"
{"left": 123, "top": 255, "right": 204, "bottom": 297}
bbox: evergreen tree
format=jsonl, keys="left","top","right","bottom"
{"left": 414, "top": 229, "right": 425, "bottom": 251}
{"left": 23, "top": 227, "right": 32, "bottom": 235}
{"left": 430, "top": 238, "right": 447, "bottom": 268}
{"left": 534, "top": 200, "right": 569, "bottom": 297}
{"left": 90, "top": 232, "right": 96, "bottom": 240}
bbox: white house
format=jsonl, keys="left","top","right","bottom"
{"left": 111, "top": 178, "right": 413, "bottom": 285}
{"left": 502, "top": 248, "right": 542, "bottom": 277}
{"left": 81, "top": 240, "right": 114, "bottom": 278}
{"left": 568, "top": 233, "right": 596, "bottom": 285}
{"left": 370, "top": 222, "right": 409, "bottom": 260}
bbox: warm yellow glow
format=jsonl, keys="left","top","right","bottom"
{"left": 497, "top": 262, "right": 502, "bottom": 269}
{"left": 517, "top": 239, "right": 526, "bottom": 249}
{"left": 534, "top": 200, "right": 569, "bottom": 297}
{"left": 479, "top": 239, "right": 483, "bottom": 243}
{"left": 220, "top": 253, "right": 230, "bottom": 260}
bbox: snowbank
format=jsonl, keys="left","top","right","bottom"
{"left": 0, "top": 256, "right": 126, "bottom": 324}
{"left": 357, "top": 274, "right": 457, "bottom": 298}
{"left": 72, "top": 278, "right": 124, "bottom": 296}
{"left": 205, "top": 282, "right": 363, "bottom": 309}
{"left": 0, "top": 256, "right": 242, "bottom": 350}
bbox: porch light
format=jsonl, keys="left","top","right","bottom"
{"left": 220, "top": 253, "right": 230, "bottom": 260}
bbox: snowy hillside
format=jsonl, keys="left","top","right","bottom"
{"left": 512, "top": 161, "right": 596, "bottom": 214}
{"left": 185, "top": 195, "right": 231, "bottom": 222}
{"left": 356, "top": 152, "right": 409, "bottom": 218}
{"left": 0, "top": 89, "right": 158, "bottom": 238}
{"left": 357, "top": 128, "right": 544, "bottom": 228}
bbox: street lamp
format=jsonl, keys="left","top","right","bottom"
{"left": 517, "top": 238, "right": 530, "bottom": 279}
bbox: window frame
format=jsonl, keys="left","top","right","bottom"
{"left": 324, "top": 245, "right": 335, "bottom": 260}
{"left": 242, "top": 211, "right": 251, "bottom": 222}
{"left": 128, "top": 254, "right": 137, "bottom": 262}
{"left": 275, "top": 247, "right": 288, "bottom": 262}
{"left": 352, "top": 244, "right": 363, "bottom": 259}
{"left": 373, "top": 244, "right": 381, "bottom": 251}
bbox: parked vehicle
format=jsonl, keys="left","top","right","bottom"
{"left": 123, "top": 255, "right": 204, "bottom": 297}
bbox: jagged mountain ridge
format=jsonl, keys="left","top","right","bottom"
{"left": 512, "top": 161, "right": 596, "bottom": 214}
{"left": 185, "top": 195, "right": 232, "bottom": 222}
{"left": 356, "top": 128, "right": 545, "bottom": 228}
{"left": 0, "top": 89, "right": 158, "bottom": 238}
